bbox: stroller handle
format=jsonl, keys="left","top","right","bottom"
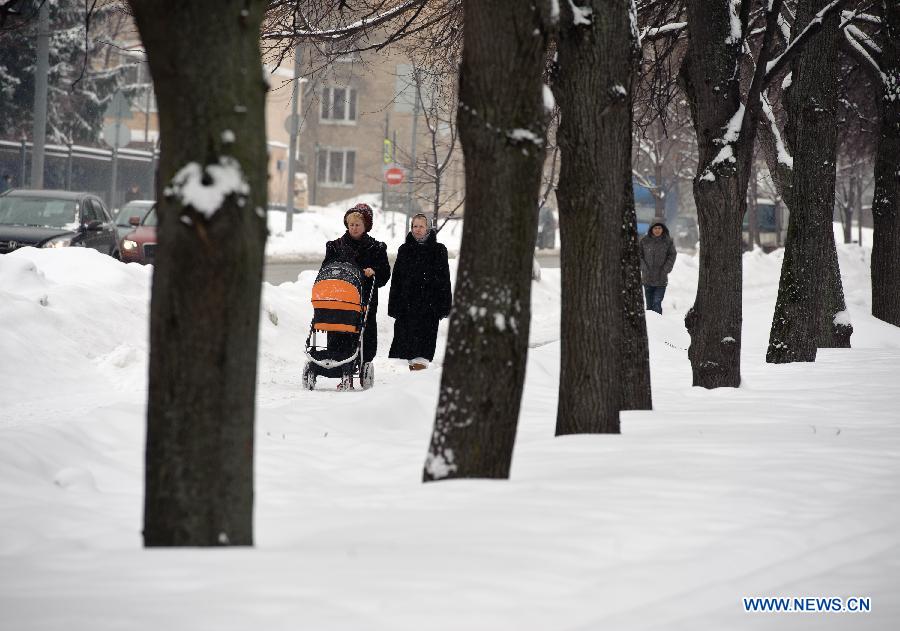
{"left": 361, "top": 273, "right": 376, "bottom": 328}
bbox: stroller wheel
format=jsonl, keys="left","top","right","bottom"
{"left": 301, "top": 362, "right": 316, "bottom": 391}
{"left": 361, "top": 362, "right": 374, "bottom": 390}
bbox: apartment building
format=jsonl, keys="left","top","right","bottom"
{"left": 291, "top": 44, "right": 463, "bottom": 215}
{"left": 95, "top": 17, "right": 462, "bottom": 215}
{"left": 98, "top": 21, "right": 300, "bottom": 208}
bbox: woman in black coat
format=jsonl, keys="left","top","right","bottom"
{"left": 388, "top": 213, "right": 452, "bottom": 370}
{"left": 321, "top": 203, "right": 391, "bottom": 386}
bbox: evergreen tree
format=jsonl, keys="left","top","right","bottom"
{"left": 0, "top": 0, "right": 128, "bottom": 144}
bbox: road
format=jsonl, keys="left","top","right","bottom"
{"left": 263, "top": 251, "right": 561, "bottom": 285}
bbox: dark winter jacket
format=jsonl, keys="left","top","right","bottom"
{"left": 322, "top": 232, "right": 391, "bottom": 309}
{"left": 639, "top": 223, "right": 677, "bottom": 287}
{"left": 388, "top": 230, "right": 452, "bottom": 361}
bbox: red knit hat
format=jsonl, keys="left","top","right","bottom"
{"left": 344, "top": 203, "right": 373, "bottom": 232}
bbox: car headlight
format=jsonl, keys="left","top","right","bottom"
{"left": 42, "top": 236, "right": 75, "bottom": 248}
{"left": 122, "top": 239, "right": 139, "bottom": 250}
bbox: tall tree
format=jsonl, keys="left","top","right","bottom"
{"left": 764, "top": 0, "right": 852, "bottom": 362}
{"left": 679, "top": 0, "right": 848, "bottom": 387}
{"left": 868, "top": 2, "right": 900, "bottom": 326}
{"left": 836, "top": 2, "right": 898, "bottom": 326}
{"left": 553, "top": 0, "right": 647, "bottom": 434}
{"left": 422, "top": 0, "right": 551, "bottom": 480}
{"left": 678, "top": 0, "right": 774, "bottom": 387}
{"left": 130, "top": 0, "right": 269, "bottom": 546}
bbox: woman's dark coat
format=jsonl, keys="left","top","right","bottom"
{"left": 322, "top": 231, "right": 391, "bottom": 364}
{"left": 388, "top": 230, "right": 452, "bottom": 362}
{"left": 639, "top": 223, "right": 677, "bottom": 287}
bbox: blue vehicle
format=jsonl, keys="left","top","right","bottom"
{"left": 743, "top": 198, "right": 786, "bottom": 250}
{"left": 634, "top": 181, "right": 658, "bottom": 235}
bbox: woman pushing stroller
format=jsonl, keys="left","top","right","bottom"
{"left": 319, "top": 203, "right": 390, "bottom": 389}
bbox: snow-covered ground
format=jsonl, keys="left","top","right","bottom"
{"left": 1, "top": 210, "right": 898, "bottom": 630}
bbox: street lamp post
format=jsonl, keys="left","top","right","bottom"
{"left": 30, "top": 0, "right": 49, "bottom": 189}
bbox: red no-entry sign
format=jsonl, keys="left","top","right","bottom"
{"left": 385, "top": 167, "right": 405, "bottom": 186}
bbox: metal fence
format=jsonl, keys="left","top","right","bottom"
{"left": 0, "top": 139, "right": 157, "bottom": 210}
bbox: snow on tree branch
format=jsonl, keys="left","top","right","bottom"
{"left": 763, "top": 0, "right": 849, "bottom": 85}
{"left": 640, "top": 21, "right": 686, "bottom": 41}
{"left": 842, "top": 26, "right": 887, "bottom": 85}
{"left": 760, "top": 92, "right": 793, "bottom": 169}
{"left": 841, "top": 10, "right": 881, "bottom": 26}
{"left": 844, "top": 23, "right": 881, "bottom": 56}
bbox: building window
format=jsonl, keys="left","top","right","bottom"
{"left": 317, "top": 148, "right": 356, "bottom": 186}
{"left": 321, "top": 86, "right": 357, "bottom": 123}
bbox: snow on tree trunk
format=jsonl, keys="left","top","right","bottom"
{"left": 553, "top": 0, "right": 647, "bottom": 434}
{"left": 767, "top": 0, "right": 851, "bottom": 362}
{"left": 422, "top": 0, "right": 550, "bottom": 480}
{"left": 131, "top": 0, "right": 269, "bottom": 546}
{"left": 871, "top": 1, "right": 900, "bottom": 328}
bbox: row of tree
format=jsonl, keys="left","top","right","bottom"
{"left": 425, "top": 0, "right": 899, "bottom": 484}
{"left": 62, "top": 0, "right": 894, "bottom": 545}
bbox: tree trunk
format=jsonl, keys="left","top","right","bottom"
{"left": 748, "top": 162, "right": 760, "bottom": 249}
{"left": 767, "top": 0, "right": 848, "bottom": 362}
{"left": 553, "top": 1, "right": 643, "bottom": 434}
{"left": 684, "top": 170, "right": 746, "bottom": 387}
{"left": 817, "top": 230, "right": 853, "bottom": 347}
{"left": 621, "top": 182, "right": 653, "bottom": 411}
{"left": 842, "top": 174, "right": 854, "bottom": 244}
{"left": 680, "top": 0, "right": 758, "bottom": 388}
{"left": 856, "top": 163, "right": 865, "bottom": 246}
{"left": 131, "top": 0, "right": 269, "bottom": 546}
{"left": 422, "top": 0, "right": 549, "bottom": 480}
{"left": 871, "top": 1, "right": 900, "bottom": 327}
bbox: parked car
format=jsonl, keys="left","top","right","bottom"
{"left": 115, "top": 199, "right": 155, "bottom": 243}
{"left": 0, "top": 189, "right": 118, "bottom": 256}
{"left": 120, "top": 206, "right": 157, "bottom": 265}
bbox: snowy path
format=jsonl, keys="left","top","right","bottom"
{"left": 1, "top": 245, "right": 898, "bottom": 630}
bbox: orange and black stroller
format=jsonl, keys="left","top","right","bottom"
{"left": 302, "top": 261, "right": 376, "bottom": 390}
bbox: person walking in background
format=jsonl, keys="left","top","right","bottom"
{"left": 640, "top": 218, "right": 677, "bottom": 314}
{"left": 0, "top": 174, "right": 12, "bottom": 193}
{"left": 321, "top": 202, "right": 391, "bottom": 389}
{"left": 388, "top": 213, "right": 452, "bottom": 370}
{"left": 124, "top": 183, "right": 142, "bottom": 202}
